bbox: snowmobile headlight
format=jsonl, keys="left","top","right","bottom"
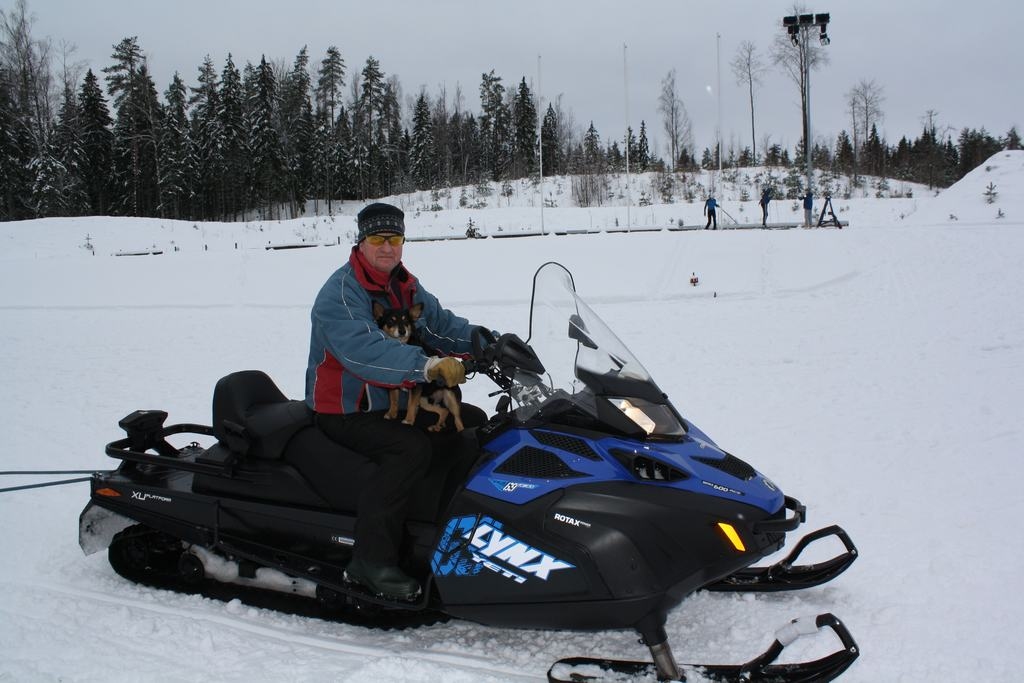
{"left": 607, "top": 397, "right": 686, "bottom": 438}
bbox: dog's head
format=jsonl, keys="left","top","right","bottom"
{"left": 372, "top": 301, "right": 423, "bottom": 345}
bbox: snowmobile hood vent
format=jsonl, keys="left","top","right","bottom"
{"left": 609, "top": 448, "right": 689, "bottom": 482}
{"left": 694, "top": 452, "right": 757, "bottom": 481}
{"left": 495, "top": 446, "right": 590, "bottom": 479}
{"left": 531, "top": 430, "right": 601, "bottom": 461}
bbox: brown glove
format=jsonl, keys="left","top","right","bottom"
{"left": 425, "top": 357, "right": 466, "bottom": 387}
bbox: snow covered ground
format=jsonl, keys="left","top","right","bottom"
{"left": 1, "top": 152, "right": 1022, "bottom": 681}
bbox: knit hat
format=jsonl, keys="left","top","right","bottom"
{"left": 356, "top": 203, "right": 405, "bottom": 243}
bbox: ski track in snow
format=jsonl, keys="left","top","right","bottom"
{"left": 1, "top": 579, "right": 544, "bottom": 682}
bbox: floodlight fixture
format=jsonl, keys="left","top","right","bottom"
{"left": 815, "top": 13, "right": 830, "bottom": 25}
{"left": 799, "top": 13, "right": 814, "bottom": 25}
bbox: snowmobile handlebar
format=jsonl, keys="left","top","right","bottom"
{"left": 468, "top": 328, "right": 545, "bottom": 391}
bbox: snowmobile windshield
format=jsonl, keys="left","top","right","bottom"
{"left": 515, "top": 262, "right": 686, "bottom": 440}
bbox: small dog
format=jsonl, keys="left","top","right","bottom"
{"left": 372, "top": 301, "right": 464, "bottom": 432}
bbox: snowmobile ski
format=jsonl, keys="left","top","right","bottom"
{"left": 706, "top": 526, "right": 858, "bottom": 593}
{"left": 547, "top": 613, "right": 859, "bottom": 682}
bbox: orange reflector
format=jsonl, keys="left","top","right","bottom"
{"left": 717, "top": 522, "right": 746, "bottom": 552}
{"left": 96, "top": 487, "right": 121, "bottom": 497}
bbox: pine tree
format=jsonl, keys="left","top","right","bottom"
{"left": 864, "top": 124, "right": 885, "bottom": 177}
{"left": 280, "top": 47, "right": 314, "bottom": 217}
{"left": 834, "top": 130, "right": 854, "bottom": 177}
{"left": 104, "top": 37, "right": 162, "bottom": 216}
{"left": 410, "top": 91, "right": 435, "bottom": 189}
{"left": 0, "top": 74, "right": 28, "bottom": 219}
{"left": 511, "top": 77, "right": 537, "bottom": 177}
{"left": 540, "top": 103, "right": 560, "bottom": 176}
{"left": 77, "top": 69, "right": 114, "bottom": 215}
{"left": 315, "top": 46, "right": 346, "bottom": 211}
{"left": 48, "top": 84, "right": 89, "bottom": 214}
{"left": 219, "top": 55, "right": 246, "bottom": 218}
{"left": 158, "top": 73, "right": 190, "bottom": 219}
{"left": 478, "top": 71, "right": 511, "bottom": 181}
{"left": 1005, "top": 126, "right": 1021, "bottom": 150}
{"left": 247, "top": 56, "right": 282, "bottom": 218}
{"left": 636, "top": 121, "right": 651, "bottom": 172}
{"left": 354, "top": 56, "right": 387, "bottom": 197}
{"left": 188, "top": 55, "right": 223, "bottom": 218}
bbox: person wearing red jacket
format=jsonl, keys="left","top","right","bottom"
{"left": 305, "top": 202, "right": 491, "bottom": 600}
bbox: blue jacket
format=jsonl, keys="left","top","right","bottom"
{"left": 803, "top": 194, "right": 814, "bottom": 209}
{"left": 305, "top": 247, "right": 477, "bottom": 414}
{"left": 704, "top": 198, "right": 718, "bottom": 213}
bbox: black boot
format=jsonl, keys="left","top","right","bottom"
{"left": 344, "top": 557, "right": 421, "bottom": 600}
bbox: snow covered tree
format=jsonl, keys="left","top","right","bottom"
{"left": 77, "top": 69, "right": 114, "bottom": 215}
{"left": 219, "top": 55, "right": 247, "bottom": 219}
{"left": 279, "top": 47, "right": 315, "bottom": 217}
{"left": 48, "top": 83, "right": 88, "bottom": 214}
{"left": 158, "top": 73, "right": 190, "bottom": 219}
{"left": 247, "top": 56, "right": 283, "bottom": 218}
{"left": 0, "top": 72, "right": 30, "bottom": 219}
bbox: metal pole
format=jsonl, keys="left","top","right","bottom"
{"left": 717, "top": 33, "right": 722, "bottom": 179}
{"left": 624, "top": 43, "right": 631, "bottom": 231}
{"left": 804, "top": 29, "right": 813, "bottom": 199}
{"left": 537, "top": 54, "right": 545, "bottom": 236}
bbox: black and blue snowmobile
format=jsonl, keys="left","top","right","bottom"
{"left": 79, "top": 262, "right": 859, "bottom": 682}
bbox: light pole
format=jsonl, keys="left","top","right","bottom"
{"left": 782, "top": 12, "right": 830, "bottom": 197}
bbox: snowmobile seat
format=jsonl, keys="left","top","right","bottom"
{"left": 195, "top": 370, "right": 378, "bottom": 513}
{"left": 211, "top": 370, "right": 311, "bottom": 461}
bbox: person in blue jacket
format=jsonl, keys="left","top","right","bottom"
{"left": 305, "top": 201, "right": 491, "bottom": 600}
{"left": 802, "top": 191, "right": 814, "bottom": 227}
{"left": 703, "top": 195, "right": 718, "bottom": 229}
{"left": 759, "top": 187, "right": 772, "bottom": 227}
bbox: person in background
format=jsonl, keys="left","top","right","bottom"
{"left": 704, "top": 195, "right": 718, "bottom": 230}
{"left": 305, "top": 202, "right": 491, "bottom": 601}
{"left": 803, "top": 191, "right": 814, "bottom": 228}
{"left": 759, "top": 187, "right": 772, "bottom": 227}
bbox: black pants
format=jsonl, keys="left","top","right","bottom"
{"left": 705, "top": 210, "right": 717, "bottom": 229}
{"left": 761, "top": 203, "right": 769, "bottom": 225}
{"left": 316, "top": 402, "right": 487, "bottom": 565}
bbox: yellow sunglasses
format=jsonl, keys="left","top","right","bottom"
{"left": 365, "top": 234, "right": 405, "bottom": 246}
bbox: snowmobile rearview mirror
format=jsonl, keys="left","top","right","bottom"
{"left": 568, "top": 314, "right": 598, "bottom": 349}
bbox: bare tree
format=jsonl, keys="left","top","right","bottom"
{"left": 658, "top": 69, "right": 693, "bottom": 170}
{"left": 0, "top": 0, "right": 55, "bottom": 146}
{"left": 845, "top": 78, "right": 885, "bottom": 177}
{"left": 731, "top": 40, "right": 769, "bottom": 163}
{"left": 770, "top": 3, "right": 830, "bottom": 160}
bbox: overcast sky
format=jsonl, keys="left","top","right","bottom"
{"left": 19, "top": 0, "right": 1023, "bottom": 158}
